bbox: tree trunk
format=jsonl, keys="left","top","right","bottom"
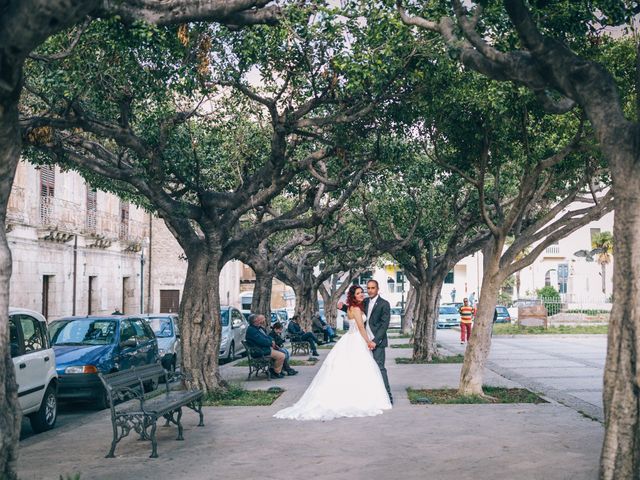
{"left": 412, "top": 283, "right": 441, "bottom": 361}
{"left": 515, "top": 271, "right": 521, "bottom": 298}
{"left": 458, "top": 254, "right": 502, "bottom": 396}
{"left": 178, "top": 248, "right": 225, "bottom": 392}
{"left": 401, "top": 285, "right": 416, "bottom": 335}
{"left": 0, "top": 73, "right": 23, "bottom": 480}
{"left": 318, "top": 286, "right": 336, "bottom": 328}
{"left": 601, "top": 263, "right": 607, "bottom": 295}
{"left": 319, "top": 273, "right": 354, "bottom": 329}
{"left": 251, "top": 269, "right": 273, "bottom": 319}
{"left": 599, "top": 155, "right": 640, "bottom": 480}
{"left": 293, "top": 283, "right": 316, "bottom": 331}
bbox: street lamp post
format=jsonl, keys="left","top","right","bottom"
{"left": 140, "top": 237, "right": 149, "bottom": 314}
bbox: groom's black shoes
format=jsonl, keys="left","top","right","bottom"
{"left": 311, "top": 351, "right": 319, "bottom": 357}
{"left": 286, "top": 368, "right": 298, "bottom": 376}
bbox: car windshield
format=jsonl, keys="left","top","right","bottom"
{"left": 220, "top": 309, "right": 229, "bottom": 326}
{"left": 440, "top": 306, "right": 458, "bottom": 314}
{"left": 147, "top": 317, "right": 174, "bottom": 338}
{"left": 496, "top": 307, "right": 509, "bottom": 314}
{"left": 50, "top": 319, "right": 117, "bottom": 346}
{"left": 390, "top": 308, "right": 402, "bottom": 315}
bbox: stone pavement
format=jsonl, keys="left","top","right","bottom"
{"left": 17, "top": 330, "right": 605, "bottom": 480}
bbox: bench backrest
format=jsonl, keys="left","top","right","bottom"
{"left": 241, "top": 340, "right": 264, "bottom": 360}
{"left": 100, "top": 363, "right": 164, "bottom": 390}
{"left": 98, "top": 363, "right": 168, "bottom": 413}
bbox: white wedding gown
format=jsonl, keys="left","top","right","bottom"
{"left": 274, "top": 317, "right": 392, "bottom": 421}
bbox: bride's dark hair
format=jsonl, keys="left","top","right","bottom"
{"left": 346, "top": 284, "right": 365, "bottom": 312}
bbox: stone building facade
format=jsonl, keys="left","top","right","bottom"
{"left": 147, "top": 216, "right": 242, "bottom": 313}
{"left": 7, "top": 161, "right": 242, "bottom": 320}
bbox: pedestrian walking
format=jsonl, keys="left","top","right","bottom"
{"left": 459, "top": 298, "right": 474, "bottom": 344}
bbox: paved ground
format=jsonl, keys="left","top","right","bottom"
{"left": 17, "top": 330, "right": 606, "bottom": 480}
{"left": 440, "top": 329, "right": 606, "bottom": 421}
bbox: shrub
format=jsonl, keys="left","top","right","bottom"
{"left": 536, "top": 286, "right": 561, "bottom": 315}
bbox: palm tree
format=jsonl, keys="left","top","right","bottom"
{"left": 592, "top": 231, "right": 614, "bottom": 295}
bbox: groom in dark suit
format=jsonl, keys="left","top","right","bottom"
{"left": 340, "top": 279, "right": 393, "bottom": 404}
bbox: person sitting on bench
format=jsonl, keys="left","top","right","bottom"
{"left": 269, "top": 322, "right": 298, "bottom": 376}
{"left": 245, "top": 314, "right": 286, "bottom": 378}
{"left": 287, "top": 315, "right": 320, "bottom": 357}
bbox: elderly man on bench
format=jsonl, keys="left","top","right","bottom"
{"left": 245, "top": 314, "right": 286, "bottom": 378}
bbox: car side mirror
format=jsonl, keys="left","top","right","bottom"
{"left": 232, "top": 319, "right": 243, "bottom": 329}
{"left": 120, "top": 338, "right": 137, "bottom": 348}
{"left": 175, "top": 333, "right": 180, "bottom": 339}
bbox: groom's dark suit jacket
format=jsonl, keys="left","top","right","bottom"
{"left": 341, "top": 296, "right": 391, "bottom": 348}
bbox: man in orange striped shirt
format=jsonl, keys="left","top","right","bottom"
{"left": 459, "top": 298, "right": 474, "bottom": 344}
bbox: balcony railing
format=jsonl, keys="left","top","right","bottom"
{"left": 545, "top": 245, "right": 560, "bottom": 255}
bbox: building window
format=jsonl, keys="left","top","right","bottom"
{"left": 119, "top": 201, "right": 129, "bottom": 241}
{"left": 39, "top": 165, "right": 55, "bottom": 225}
{"left": 558, "top": 264, "right": 568, "bottom": 294}
{"left": 86, "top": 187, "right": 97, "bottom": 233}
{"left": 544, "top": 269, "right": 557, "bottom": 288}
{"left": 357, "top": 271, "right": 373, "bottom": 285}
{"left": 395, "top": 271, "right": 406, "bottom": 293}
{"left": 88, "top": 276, "right": 96, "bottom": 314}
{"left": 444, "top": 271, "right": 454, "bottom": 284}
{"left": 160, "top": 290, "right": 180, "bottom": 313}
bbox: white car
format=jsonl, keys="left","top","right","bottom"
{"left": 10, "top": 307, "right": 58, "bottom": 432}
{"left": 389, "top": 308, "right": 403, "bottom": 329}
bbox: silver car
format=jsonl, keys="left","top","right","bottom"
{"left": 143, "top": 314, "right": 180, "bottom": 372}
{"left": 219, "top": 306, "right": 248, "bottom": 362}
{"left": 437, "top": 305, "right": 461, "bottom": 328}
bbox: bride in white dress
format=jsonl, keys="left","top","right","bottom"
{"left": 274, "top": 285, "right": 392, "bottom": 421}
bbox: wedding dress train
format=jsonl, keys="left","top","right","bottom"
{"left": 274, "top": 318, "right": 392, "bottom": 421}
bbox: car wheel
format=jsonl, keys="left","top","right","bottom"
{"left": 95, "top": 387, "right": 111, "bottom": 410}
{"left": 29, "top": 383, "right": 57, "bottom": 433}
{"left": 227, "top": 341, "right": 235, "bottom": 362}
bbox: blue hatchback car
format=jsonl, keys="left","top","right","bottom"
{"left": 48, "top": 315, "right": 159, "bottom": 408}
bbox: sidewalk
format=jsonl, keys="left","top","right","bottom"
{"left": 17, "top": 331, "right": 603, "bottom": 480}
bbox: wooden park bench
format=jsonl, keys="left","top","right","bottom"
{"left": 98, "top": 363, "right": 204, "bottom": 459}
{"left": 289, "top": 333, "right": 311, "bottom": 356}
{"left": 241, "top": 340, "right": 273, "bottom": 380}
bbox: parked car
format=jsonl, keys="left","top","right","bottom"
{"left": 49, "top": 315, "right": 160, "bottom": 409}
{"left": 10, "top": 307, "right": 58, "bottom": 433}
{"left": 437, "top": 305, "right": 461, "bottom": 328}
{"left": 442, "top": 302, "right": 463, "bottom": 310}
{"left": 389, "top": 307, "right": 403, "bottom": 329}
{"left": 219, "top": 306, "right": 248, "bottom": 362}
{"left": 142, "top": 314, "right": 180, "bottom": 372}
{"left": 274, "top": 309, "right": 289, "bottom": 325}
{"left": 494, "top": 306, "right": 511, "bottom": 323}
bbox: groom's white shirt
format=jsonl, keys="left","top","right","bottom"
{"left": 367, "top": 295, "right": 379, "bottom": 321}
